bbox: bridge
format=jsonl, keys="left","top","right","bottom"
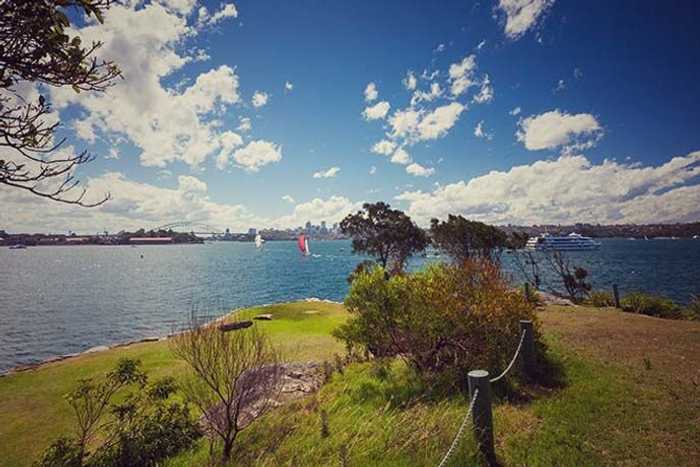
{"left": 151, "top": 222, "right": 225, "bottom": 235}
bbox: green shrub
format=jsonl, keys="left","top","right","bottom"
{"left": 37, "top": 362, "right": 201, "bottom": 467}
{"left": 683, "top": 295, "right": 700, "bottom": 320}
{"left": 620, "top": 292, "right": 682, "bottom": 319}
{"left": 334, "top": 260, "right": 539, "bottom": 388}
{"left": 588, "top": 291, "right": 616, "bottom": 308}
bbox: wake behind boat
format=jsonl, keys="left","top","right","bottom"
{"left": 525, "top": 232, "right": 601, "bottom": 251}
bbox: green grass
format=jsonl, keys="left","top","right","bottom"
{"left": 165, "top": 336, "right": 661, "bottom": 467}
{"left": 0, "top": 301, "right": 347, "bottom": 467}
{"left": 1, "top": 301, "right": 698, "bottom": 466}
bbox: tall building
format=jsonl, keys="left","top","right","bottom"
{"left": 305, "top": 221, "right": 312, "bottom": 233}
{"left": 248, "top": 227, "right": 257, "bottom": 236}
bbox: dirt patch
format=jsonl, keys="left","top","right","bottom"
{"left": 539, "top": 306, "right": 700, "bottom": 384}
{"left": 303, "top": 310, "right": 320, "bottom": 315}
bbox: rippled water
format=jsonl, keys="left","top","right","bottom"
{"left": 1, "top": 239, "right": 698, "bottom": 372}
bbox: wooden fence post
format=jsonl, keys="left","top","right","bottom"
{"left": 468, "top": 370, "right": 496, "bottom": 466}
{"left": 524, "top": 282, "right": 531, "bottom": 302}
{"left": 612, "top": 283, "right": 621, "bottom": 308}
{"left": 520, "top": 320, "right": 536, "bottom": 380}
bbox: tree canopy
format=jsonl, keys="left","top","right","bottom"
{"left": 340, "top": 202, "right": 428, "bottom": 275}
{"left": 0, "top": 0, "right": 120, "bottom": 206}
{"left": 429, "top": 214, "right": 511, "bottom": 263}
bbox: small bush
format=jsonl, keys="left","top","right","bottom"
{"left": 621, "top": 292, "right": 683, "bottom": 319}
{"left": 588, "top": 291, "right": 616, "bottom": 308}
{"left": 37, "top": 361, "right": 201, "bottom": 467}
{"left": 334, "top": 260, "right": 539, "bottom": 388}
{"left": 683, "top": 295, "right": 700, "bottom": 320}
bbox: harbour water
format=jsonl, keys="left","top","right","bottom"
{"left": 1, "top": 238, "right": 698, "bottom": 373}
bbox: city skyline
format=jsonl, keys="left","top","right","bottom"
{"left": 2, "top": 0, "right": 700, "bottom": 234}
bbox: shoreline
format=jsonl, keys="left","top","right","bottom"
{"left": 0, "top": 297, "right": 343, "bottom": 377}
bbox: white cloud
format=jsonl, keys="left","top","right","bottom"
{"left": 553, "top": 79, "right": 566, "bottom": 93}
{"left": 371, "top": 139, "right": 397, "bottom": 155}
{"left": 497, "top": 0, "right": 555, "bottom": 40}
{"left": 178, "top": 174, "right": 208, "bottom": 194}
{"left": 410, "top": 82, "right": 443, "bottom": 106}
{"left": 403, "top": 71, "right": 417, "bottom": 91}
{"left": 448, "top": 54, "right": 477, "bottom": 96}
{"left": 391, "top": 147, "right": 411, "bottom": 165}
{"left": 517, "top": 109, "right": 603, "bottom": 151}
{"left": 388, "top": 102, "right": 465, "bottom": 144}
{"left": 509, "top": 106, "right": 522, "bottom": 116}
{"left": 476, "top": 40, "right": 487, "bottom": 50}
{"left": 233, "top": 140, "right": 282, "bottom": 172}
{"left": 313, "top": 167, "right": 341, "bottom": 179}
{"left": 474, "top": 120, "right": 494, "bottom": 140}
{"left": 364, "top": 82, "right": 378, "bottom": 102}
{"left": 406, "top": 162, "right": 435, "bottom": 177}
{"left": 434, "top": 43, "right": 446, "bottom": 53}
{"left": 215, "top": 131, "right": 244, "bottom": 170}
{"left": 51, "top": 2, "right": 243, "bottom": 168}
{"left": 396, "top": 151, "right": 700, "bottom": 225}
{"left": 252, "top": 91, "right": 269, "bottom": 108}
{"left": 271, "top": 196, "right": 362, "bottom": 229}
{"left": 369, "top": 166, "right": 377, "bottom": 175}
{"left": 284, "top": 81, "right": 294, "bottom": 92}
{"left": 473, "top": 74, "right": 494, "bottom": 103}
{"left": 362, "top": 101, "right": 391, "bottom": 120}
{"left": 416, "top": 102, "right": 465, "bottom": 141}
{"left": 0, "top": 171, "right": 260, "bottom": 234}
{"left": 106, "top": 148, "right": 120, "bottom": 160}
{"left": 207, "top": 3, "right": 238, "bottom": 25}
{"left": 574, "top": 67, "right": 583, "bottom": 79}
{"left": 282, "top": 195, "right": 295, "bottom": 204}
{"left": 237, "top": 116, "right": 252, "bottom": 133}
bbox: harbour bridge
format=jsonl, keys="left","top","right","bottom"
{"left": 151, "top": 221, "right": 225, "bottom": 235}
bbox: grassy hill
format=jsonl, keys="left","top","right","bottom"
{"left": 0, "top": 301, "right": 698, "bottom": 466}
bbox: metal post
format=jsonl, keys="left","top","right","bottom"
{"left": 524, "top": 282, "right": 531, "bottom": 302}
{"left": 468, "top": 370, "right": 496, "bottom": 466}
{"left": 612, "top": 284, "right": 620, "bottom": 308}
{"left": 520, "top": 320, "right": 535, "bottom": 379}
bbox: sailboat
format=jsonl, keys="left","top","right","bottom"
{"left": 297, "top": 234, "right": 310, "bottom": 256}
{"left": 255, "top": 233, "right": 264, "bottom": 248}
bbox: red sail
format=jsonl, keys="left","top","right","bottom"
{"left": 297, "top": 234, "right": 306, "bottom": 253}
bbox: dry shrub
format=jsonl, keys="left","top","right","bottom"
{"left": 334, "top": 259, "right": 539, "bottom": 387}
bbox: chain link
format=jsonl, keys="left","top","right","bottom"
{"left": 437, "top": 388, "right": 479, "bottom": 467}
{"left": 489, "top": 330, "right": 526, "bottom": 383}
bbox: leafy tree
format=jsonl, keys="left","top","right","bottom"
{"left": 0, "top": 0, "right": 120, "bottom": 206}
{"left": 429, "top": 215, "right": 510, "bottom": 263}
{"left": 340, "top": 202, "right": 429, "bottom": 275}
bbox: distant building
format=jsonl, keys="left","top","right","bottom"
{"left": 305, "top": 221, "right": 312, "bottom": 233}
{"left": 320, "top": 221, "right": 328, "bottom": 234}
{"left": 248, "top": 228, "right": 257, "bottom": 236}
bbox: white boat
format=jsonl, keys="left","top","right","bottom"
{"left": 8, "top": 244, "right": 27, "bottom": 249}
{"left": 255, "top": 234, "right": 265, "bottom": 248}
{"left": 525, "top": 232, "right": 601, "bottom": 251}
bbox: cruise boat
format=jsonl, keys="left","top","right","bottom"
{"left": 525, "top": 232, "right": 601, "bottom": 251}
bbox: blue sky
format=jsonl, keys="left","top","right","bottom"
{"left": 3, "top": 0, "right": 700, "bottom": 233}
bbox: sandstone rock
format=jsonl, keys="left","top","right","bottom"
{"left": 219, "top": 320, "right": 253, "bottom": 332}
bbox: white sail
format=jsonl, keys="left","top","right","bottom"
{"left": 255, "top": 234, "right": 264, "bottom": 248}
{"left": 304, "top": 237, "right": 310, "bottom": 255}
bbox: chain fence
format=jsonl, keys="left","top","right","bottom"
{"left": 489, "top": 330, "right": 526, "bottom": 383}
{"left": 437, "top": 326, "right": 530, "bottom": 466}
{"left": 437, "top": 388, "right": 479, "bottom": 467}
